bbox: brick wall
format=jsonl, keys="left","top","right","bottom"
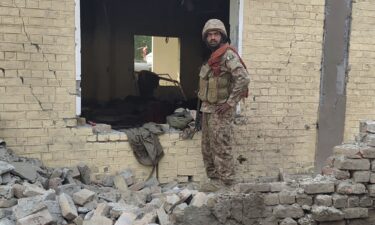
{"left": 344, "top": 0, "right": 375, "bottom": 141}
{"left": 0, "top": 0, "right": 342, "bottom": 182}
{"left": 237, "top": 0, "right": 325, "bottom": 180}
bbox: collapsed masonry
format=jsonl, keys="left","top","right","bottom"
{"left": 2, "top": 121, "right": 375, "bottom": 225}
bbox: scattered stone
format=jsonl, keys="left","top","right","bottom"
{"left": 83, "top": 215, "right": 113, "bottom": 225}
{"left": 56, "top": 184, "right": 81, "bottom": 196}
{"left": 48, "top": 177, "right": 63, "bottom": 190}
{"left": 162, "top": 181, "right": 178, "bottom": 192}
{"left": 0, "top": 198, "right": 16, "bottom": 208}
{"left": 50, "top": 168, "right": 63, "bottom": 179}
{"left": 10, "top": 162, "right": 39, "bottom": 183}
{"left": 114, "top": 212, "right": 137, "bottom": 225}
{"left": 14, "top": 190, "right": 54, "bottom": 220}
{"left": 134, "top": 210, "right": 157, "bottom": 225}
{"left": 59, "top": 193, "right": 78, "bottom": 221}
{"left": 120, "top": 169, "right": 135, "bottom": 186}
{"left": 44, "top": 200, "right": 65, "bottom": 224}
{"left": 101, "top": 174, "right": 114, "bottom": 187}
{"left": 157, "top": 207, "right": 170, "bottom": 225}
{"left": 113, "top": 175, "right": 129, "bottom": 193}
{"left": 145, "top": 177, "right": 159, "bottom": 188}
{"left": 98, "top": 190, "right": 120, "bottom": 202}
{"left": 364, "top": 134, "right": 375, "bottom": 147}
{"left": 0, "top": 185, "right": 13, "bottom": 199}
{"left": 23, "top": 182, "right": 46, "bottom": 197}
{"left": 70, "top": 166, "right": 81, "bottom": 178}
{"left": 1, "top": 173, "right": 11, "bottom": 184}
{"left": 0, "top": 161, "right": 14, "bottom": 175}
{"left": 93, "top": 202, "right": 110, "bottom": 217}
{"left": 129, "top": 181, "right": 145, "bottom": 191}
{"left": 190, "top": 192, "right": 208, "bottom": 207}
{"left": 77, "top": 163, "right": 91, "bottom": 185}
{"left": 0, "top": 218, "right": 14, "bottom": 225}
{"left": 16, "top": 209, "right": 54, "bottom": 225}
{"left": 92, "top": 123, "right": 112, "bottom": 134}
{"left": 74, "top": 216, "right": 84, "bottom": 225}
{"left": 73, "top": 189, "right": 96, "bottom": 206}
{"left": 360, "top": 121, "right": 375, "bottom": 133}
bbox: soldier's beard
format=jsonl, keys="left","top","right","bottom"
{"left": 206, "top": 40, "right": 221, "bottom": 51}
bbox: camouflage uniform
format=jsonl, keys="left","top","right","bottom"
{"left": 198, "top": 19, "right": 250, "bottom": 184}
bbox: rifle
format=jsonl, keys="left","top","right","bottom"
{"left": 182, "top": 98, "right": 202, "bottom": 140}
{"left": 194, "top": 98, "right": 202, "bottom": 132}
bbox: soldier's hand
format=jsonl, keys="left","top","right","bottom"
{"left": 215, "top": 103, "right": 231, "bottom": 115}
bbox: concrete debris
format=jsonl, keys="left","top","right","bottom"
{"left": 2, "top": 120, "right": 375, "bottom": 224}
{"left": 73, "top": 189, "right": 96, "bottom": 205}
{"left": 59, "top": 193, "right": 78, "bottom": 220}
{"left": 10, "top": 162, "right": 39, "bottom": 183}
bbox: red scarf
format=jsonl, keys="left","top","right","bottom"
{"left": 207, "top": 43, "right": 246, "bottom": 77}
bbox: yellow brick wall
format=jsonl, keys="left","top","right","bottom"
{"left": 238, "top": 0, "right": 325, "bottom": 180}
{"left": 344, "top": 0, "right": 375, "bottom": 141}
{"left": 1, "top": 0, "right": 327, "bottom": 183}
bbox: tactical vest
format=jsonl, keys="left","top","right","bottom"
{"left": 198, "top": 63, "right": 231, "bottom": 104}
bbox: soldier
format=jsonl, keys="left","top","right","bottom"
{"left": 198, "top": 19, "right": 250, "bottom": 187}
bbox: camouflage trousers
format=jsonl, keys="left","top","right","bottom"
{"left": 201, "top": 109, "right": 235, "bottom": 184}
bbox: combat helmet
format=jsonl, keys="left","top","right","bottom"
{"left": 202, "top": 19, "right": 227, "bottom": 40}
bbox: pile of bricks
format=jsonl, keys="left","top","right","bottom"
{"left": 0, "top": 141, "right": 216, "bottom": 225}
{"left": 171, "top": 120, "right": 375, "bottom": 225}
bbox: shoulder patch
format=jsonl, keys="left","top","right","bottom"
{"left": 224, "top": 49, "right": 238, "bottom": 61}
{"left": 226, "top": 54, "right": 235, "bottom": 61}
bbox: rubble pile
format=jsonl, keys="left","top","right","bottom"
{"left": 0, "top": 139, "right": 215, "bottom": 225}
{"left": 3, "top": 120, "right": 375, "bottom": 225}
{"left": 165, "top": 120, "right": 375, "bottom": 225}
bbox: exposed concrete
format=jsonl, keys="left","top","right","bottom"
{"left": 316, "top": 0, "right": 352, "bottom": 173}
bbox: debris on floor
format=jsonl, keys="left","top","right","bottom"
{"left": 0, "top": 141, "right": 216, "bottom": 225}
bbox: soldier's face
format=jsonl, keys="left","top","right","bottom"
{"left": 206, "top": 30, "right": 222, "bottom": 49}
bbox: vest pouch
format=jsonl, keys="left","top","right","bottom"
{"left": 207, "top": 77, "right": 218, "bottom": 104}
{"left": 198, "top": 64, "right": 211, "bottom": 101}
{"left": 199, "top": 64, "right": 211, "bottom": 79}
{"left": 216, "top": 74, "right": 230, "bottom": 103}
{"left": 198, "top": 77, "right": 208, "bottom": 101}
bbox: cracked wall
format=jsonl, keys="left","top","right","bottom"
{"left": 344, "top": 0, "right": 375, "bottom": 142}
{"left": 239, "top": 0, "right": 325, "bottom": 180}
{"left": 6, "top": 0, "right": 374, "bottom": 182}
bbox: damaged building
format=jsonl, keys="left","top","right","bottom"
{"left": 0, "top": 0, "right": 375, "bottom": 185}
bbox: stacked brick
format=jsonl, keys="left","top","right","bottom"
{"left": 344, "top": 0, "right": 375, "bottom": 141}
{"left": 175, "top": 120, "right": 375, "bottom": 225}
